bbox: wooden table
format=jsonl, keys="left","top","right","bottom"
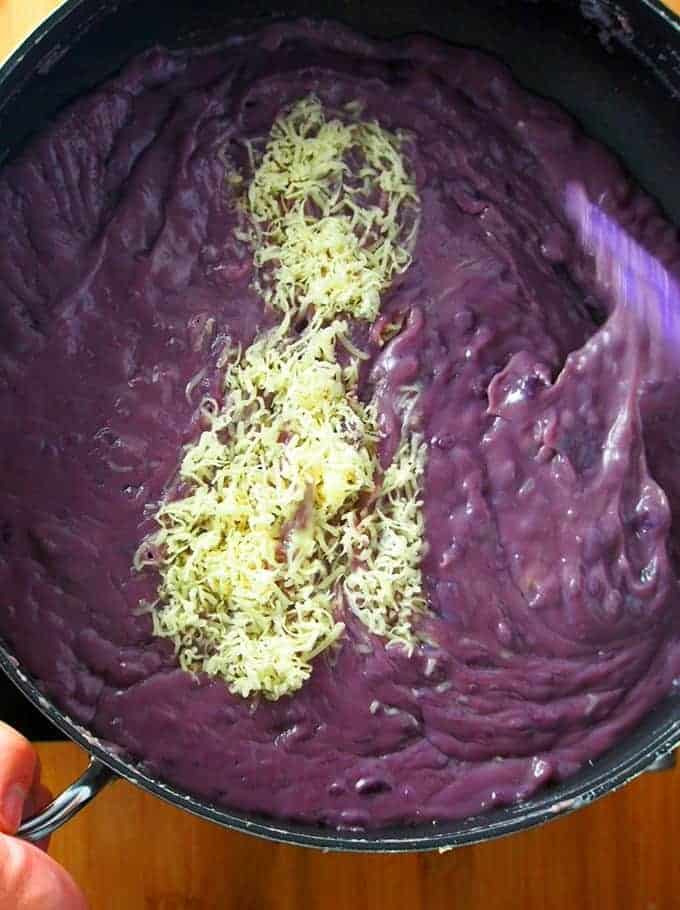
{"left": 2, "top": 2, "right": 680, "bottom": 908}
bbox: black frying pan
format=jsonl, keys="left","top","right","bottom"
{"left": 1, "top": 0, "right": 679, "bottom": 852}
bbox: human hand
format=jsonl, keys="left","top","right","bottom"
{"left": 0, "top": 722, "right": 88, "bottom": 909}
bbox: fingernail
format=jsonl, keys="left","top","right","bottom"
{"left": 2, "top": 783, "right": 26, "bottom": 832}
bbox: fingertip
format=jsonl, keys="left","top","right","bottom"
{"left": 0, "top": 834, "right": 90, "bottom": 909}
{"left": 2, "top": 783, "right": 28, "bottom": 833}
{"left": 0, "top": 724, "right": 37, "bottom": 835}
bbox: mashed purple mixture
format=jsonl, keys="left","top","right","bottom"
{"left": 1, "top": 20, "right": 679, "bottom": 829}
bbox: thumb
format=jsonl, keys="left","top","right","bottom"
{"left": 0, "top": 833, "right": 89, "bottom": 910}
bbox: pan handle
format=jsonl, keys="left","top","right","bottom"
{"left": 17, "top": 757, "right": 115, "bottom": 843}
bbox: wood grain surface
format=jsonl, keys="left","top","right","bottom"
{"left": 3, "top": 2, "right": 680, "bottom": 908}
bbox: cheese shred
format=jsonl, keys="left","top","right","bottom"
{"left": 143, "top": 96, "right": 427, "bottom": 700}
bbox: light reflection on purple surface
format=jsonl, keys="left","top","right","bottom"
{"left": 566, "top": 182, "right": 680, "bottom": 374}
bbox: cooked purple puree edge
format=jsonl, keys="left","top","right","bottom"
{"left": 0, "top": 20, "right": 679, "bottom": 828}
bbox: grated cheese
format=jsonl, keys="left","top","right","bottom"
{"left": 245, "top": 96, "right": 419, "bottom": 324}
{"left": 142, "top": 96, "right": 427, "bottom": 700}
{"left": 344, "top": 430, "right": 427, "bottom": 651}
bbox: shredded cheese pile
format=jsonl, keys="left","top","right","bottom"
{"left": 142, "top": 96, "right": 427, "bottom": 700}
{"left": 246, "top": 96, "right": 419, "bottom": 324}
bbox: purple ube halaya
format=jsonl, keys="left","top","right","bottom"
{"left": 0, "top": 21, "right": 679, "bottom": 828}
